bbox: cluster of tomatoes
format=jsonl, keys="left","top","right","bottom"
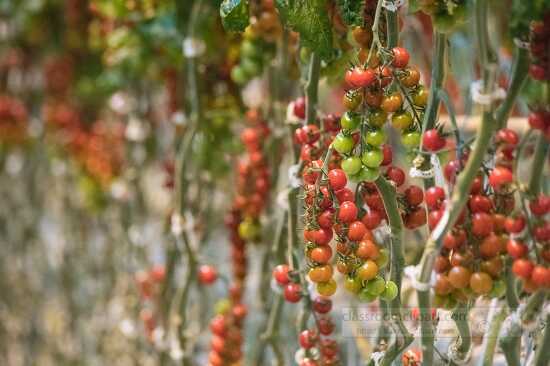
{"left": 42, "top": 55, "right": 125, "bottom": 187}
{"left": 528, "top": 13, "right": 550, "bottom": 82}
{"left": 417, "top": 0, "right": 467, "bottom": 33}
{"left": 207, "top": 300, "right": 248, "bottom": 366}
{"left": 335, "top": 46, "right": 428, "bottom": 183}
{"left": 349, "top": 0, "right": 382, "bottom": 50}
{"left": 271, "top": 264, "right": 340, "bottom": 366}
{"left": 430, "top": 128, "right": 549, "bottom": 309}
{"left": 206, "top": 110, "right": 271, "bottom": 366}
{"left": 230, "top": 1, "right": 281, "bottom": 85}
{"left": 135, "top": 265, "right": 166, "bottom": 341}
{"left": 0, "top": 95, "right": 28, "bottom": 145}
{"left": 289, "top": 102, "right": 401, "bottom": 303}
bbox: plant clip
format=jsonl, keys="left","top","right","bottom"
{"left": 470, "top": 80, "right": 506, "bottom": 105}
{"left": 182, "top": 37, "right": 206, "bottom": 58}
{"left": 382, "top": 0, "right": 406, "bottom": 12}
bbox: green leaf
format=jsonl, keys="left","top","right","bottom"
{"left": 335, "top": 0, "right": 364, "bottom": 26}
{"left": 276, "top": 0, "right": 334, "bottom": 60}
{"left": 220, "top": 0, "right": 249, "bottom": 32}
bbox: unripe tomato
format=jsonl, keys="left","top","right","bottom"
{"left": 380, "top": 280, "right": 398, "bottom": 301}
{"left": 391, "top": 111, "right": 413, "bottom": 129}
{"left": 341, "top": 156, "right": 362, "bottom": 175}
{"left": 361, "top": 149, "right": 384, "bottom": 168}
{"left": 344, "top": 275, "right": 362, "bottom": 293}
{"left": 340, "top": 112, "right": 361, "bottom": 131}
{"left": 375, "top": 248, "right": 390, "bottom": 268}
{"left": 400, "top": 67, "right": 420, "bottom": 87}
{"left": 364, "top": 276, "right": 386, "bottom": 296}
{"left": 413, "top": 86, "right": 429, "bottom": 106}
{"left": 365, "top": 128, "right": 387, "bottom": 146}
{"left": 343, "top": 90, "right": 363, "bottom": 111}
{"left": 317, "top": 278, "right": 337, "bottom": 296}
{"left": 368, "top": 109, "right": 388, "bottom": 127}
{"left": 332, "top": 133, "right": 355, "bottom": 154}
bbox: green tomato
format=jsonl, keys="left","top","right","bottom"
{"left": 358, "top": 288, "right": 378, "bottom": 302}
{"left": 375, "top": 248, "right": 389, "bottom": 269}
{"left": 365, "top": 129, "right": 387, "bottom": 147}
{"left": 401, "top": 131, "right": 421, "bottom": 150}
{"left": 214, "top": 299, "right": 231, "bottom": 315}
{"left": 240, "top": 40, "right": 261, "bottom": 59}
{"left": 340, "top": 112, "right": 361, "bottom": 131}
{"left": 489, "top": 279, "right": 506, "bottom": 298}
{"left": 380, "top": 280, "right": 398, "bottom": 301}
{"left": 344, "top": 276, "right": 362, "bottom": 294}
{"left": 365, "top": 276, "right": 386, "bottom": 296}
{"left": 341, "top": 156, "right": 362, "bottom": 175}
{"left": 391, "top": 111, "right": 413, "bottom": 129}
{"left": 241, "top": 58, "right": 262, "bottom": 77}
{"left": 332, "top": 133, "right": 355, "bottom": 154}
{"left": 368, "top": 109, "right": 388, "bottom": 127}
{"left": 238, "top": 219, "right": 260, "bottom": 240}
{"left": 353, "top": 166, "right": 379, "bottom": 182}
{"left": 361, "top": 149, "right": 383, "bottom": 168}
{"left": 231, "top": 66, "right": 248, "bottom": 85}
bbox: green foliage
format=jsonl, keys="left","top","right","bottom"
{"left": 220, "top": 0, "right": 250, "bottom": 32}
{"left": 336, "top": 0, "right": 364, "bottom": 26}
{"left": 275, "top": 0, "right": 334, "bottom": 60}
{"left": 509, "top": 0, "right": 550, "bottom": 37}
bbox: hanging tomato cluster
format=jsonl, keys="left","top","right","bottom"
{"left": 206, "top": 109, "right": 271, "bottom": 366}
{"left": 528, "top": 12, "right": 550, "bottom": 82}
{"left": 429, "top": 127, "right": 550, "bottom": 309}
{"left": 0, "top": 95, "right": 28, "bottom": 145}
{"left": 135, "top": 265, "right": 166, "bottom": 341}
{"left": 336, "top": 46, "right": 428, "bottom": 183}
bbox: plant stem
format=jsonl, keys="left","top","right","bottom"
{"left": 450, "top": 303, "right": 471, "bottom": 365}
{"left": 495, "top": 48, "right": 529, "bottom": 128}
{"left": 305, "top": 52, "right": 321, "bottom": 125}
{"left": 385, "top": 8, "right": 398, "bottom": 49}
{"left": 527, "top": 133, "right": 549, "bottom": 196}
{"left": 375, "top": 176, "right": 413, "bottom": 366}
{"left": 417, "top": 3, "right": 499, "bottom": 364}
{"left": 477, "top": 301, "right": 507, "bottom": 366}
{"left": 534, "top": 313, "right": 550, "bottom": 366}
{"left": 504, "top": 258, "right": 519, "bottom": 310}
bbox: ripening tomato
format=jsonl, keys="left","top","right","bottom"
{"left": 368, "top": 109, "right": 388, "bottom": 127}
{"left": 299, "top": 329, "right": 318, "bottom": 349}
{"left": 391, "top": 111, "right": 413, "bottom": 129}
{"left": 434, "top": 274, "right": 453, "bottom": 295}
{"left": 479, "top": 233, "right": 504, "bottom": 258}
{"left": 471, "top": 212, "right": 494, "bottom": 237}
{"left": 422, "top": 129, "right": 446, "bottom": 151}
{"left": 381, "top": 144, "right": 393, "bottom": 165}
{"left": 400, "top": 67, "right": 420, "bottom": 87}
{"left": 448, "top": 266, "right": 471, "bottom": 289}
{"left": 512, "top": 258, "right": 534, "bottom": 279}
{"left": 293, "top": 97, "right": 306, "bottom": 119}
{"left": 338, "top": 201, "right": 358, "bottom": 223}
{"left": 317, "top": 278, "right": 337, "bottom": 296}
{"left": 425, "top": 186, "right": 445, "bottom": 209}
{"left": 348, "top": 221, "right": 368, "bottom": 241}
{"left": 365, "top": 88, "right": 383, "bottom": 107}
{"left": 531, "top": 266, "right": 550, "bottom": 287}
{"left": 404, "top": 185, "right": 424, "bottom": 206}
{"left": 328, "top": 168, "right": 347, "bottom": 190}
{"left": 413, "top": 86, "right": 428, "bottom": 106}
{"left": 380, "top": 92, "right": 403, "bottom": 113}
{"left": 469, "top": 272, "right": 493, "bottom": 294}
{"left": 345, "top": 67, "right": 376, "bottom": 88}
{"left": 362, "top": 210, "right": 382, "bottom": 229}
{"left": 336, "top": 188, "right": 355, "bottom": 203}
{"left": 198, "top": 265, "right": 218, "bottom": 284}
{"left": 506, "top": 239, "right": 528, "bottom": 259}
{"left": 488, "top": 166, "right": 514, "bottom": 189}
{"left": 481, "top": 256, "right": 503, "bottom": 278}
{"left": 283, "top": 283, "right": 302, "bottom": 302}
{"left": 343, "top": 90, "right": 363, "bottom": 111}
{"left": 392, "top": 47, "right": 410, "bottom": 68}
{"left": 309, "top": 245, "right": 333, "bottom": 264}
{"left": 312, "top": 227, "right": 333, "bottom": 245}
{"left": 356, "top": 260, "right": 379, "bottom": 281}
{"left": 355, "top": 239, "right": 380, "bottom": 260}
